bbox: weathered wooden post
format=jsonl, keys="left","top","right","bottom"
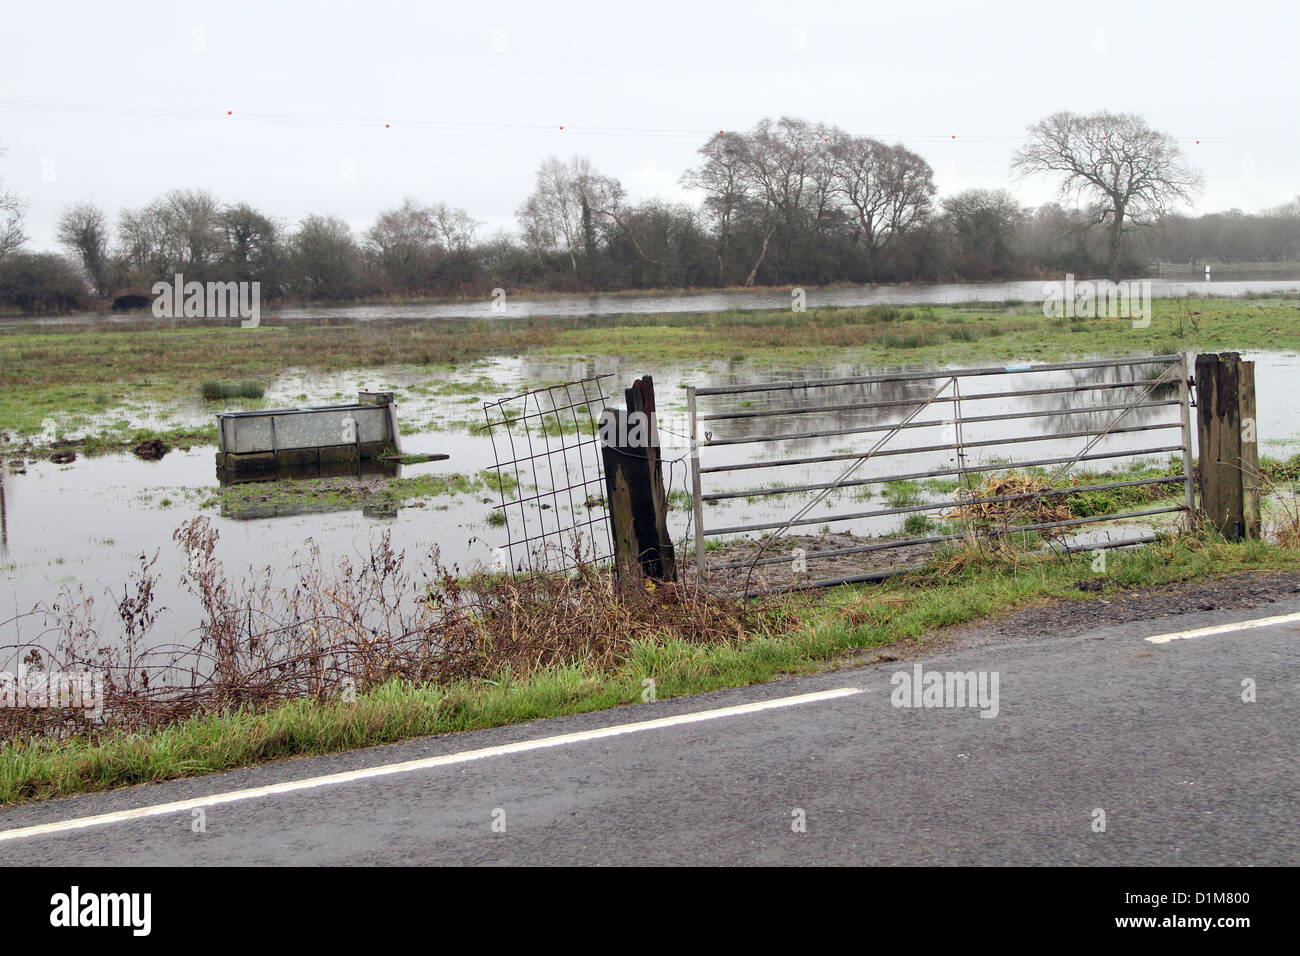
{"left": 1194, "top": 352, "right": 1261, "bottom": 540}
{"left": 600, "top": 376, "right": 677, "bottom": 582}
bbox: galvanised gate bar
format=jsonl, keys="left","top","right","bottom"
{"left": 687, "top": 354, "right": 1196, "bottom": 595}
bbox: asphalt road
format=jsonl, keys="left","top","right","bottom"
{"left": 1, "top": 600, "right": 1297, "bottom": 865}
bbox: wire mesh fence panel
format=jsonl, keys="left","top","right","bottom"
{"left": 688, "top": 354, "right": 1194, "bottom": 596}
{"left": 481, "top": 375, "right": 615, "bottom": 575}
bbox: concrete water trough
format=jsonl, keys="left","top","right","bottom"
{"left": 216, "top": 391, "right": 403, "bottom": 475}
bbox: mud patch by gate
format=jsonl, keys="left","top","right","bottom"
{"left": 687, "top": 532, "right": 940, "bottom": 594}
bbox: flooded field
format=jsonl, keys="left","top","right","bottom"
{"left": 2, "top": 347, "right": 1298, "bottom": 661}
{"left": 6, "top": 277, "right": 1300, "bottom": 329}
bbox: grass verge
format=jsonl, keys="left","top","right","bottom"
{"left": 4, "top": 533, "right": 1297, "bottom": 805}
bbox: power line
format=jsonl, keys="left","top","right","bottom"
{"left": 5, "top": 97, "right": 1295, "bottom": 144}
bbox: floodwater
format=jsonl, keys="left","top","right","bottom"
{"left": 5, "top": 277, "right": 1300, "bottom": 328}
{"left": 2, "top": 348, "right": 1298, "bottom": 662}
{"left": 271, "top": 277, "right": 1300, "bottom": 322}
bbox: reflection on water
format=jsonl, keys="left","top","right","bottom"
{"left": 690, "top": 357, "right": 1186, "bottom": 541}
{"left": 5, "top": 278, "right": 1299, "bottom": 329}
{"left": 216, "top": 458, "right": 402, "bottom": 520}
{"left": 218, "top": 458, "right": 400, "bottom": 485}
{"left": 208, "top": 278, "right": 1300, "bottom": 322}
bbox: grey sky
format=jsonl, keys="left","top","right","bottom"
{"left": 2, "top": 0, "right": 1296, "bottom": 252}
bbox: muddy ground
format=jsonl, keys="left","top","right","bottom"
{"left": 688, "top": 532, "right": 941, "bottom": 594}
{"left": 690, "top": 527, "right": 1125, "bottom": 595}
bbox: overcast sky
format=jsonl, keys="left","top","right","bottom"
{"left": 2, "top": 0, "right": 1296, "bottom": 252}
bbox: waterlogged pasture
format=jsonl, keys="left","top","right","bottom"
{"left": 2, "top": 344, "right": 1299, "bottom": 664}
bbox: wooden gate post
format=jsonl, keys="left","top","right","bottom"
{"left": 1194, "top": 352, "right": 1261, "bottom": 540}
{"left": 600, "top": 376, "right": 678, "bottom": 582}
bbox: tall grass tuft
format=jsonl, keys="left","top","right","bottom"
{"left": 881, "top": 332, "right": 944, "bottom": 349}
{"left": 200, "top": 380, "right": 265, "bottom": 401}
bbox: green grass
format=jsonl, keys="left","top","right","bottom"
{"left": 666, "top": 489, "right": 693, "bottom": 509}
{"left": 383, "top": 452, "right": 448, "bottom": 465}
{"left": 883, "top": 480, "right": 924, "bottom": 508}
{"left": 204, "top": 469, "right": 501, "bottom": 513}
{"left": 881, "top": 332, "right": 945, "bottom": 349}
{"left": 1261, "top": 453, "right": 1300, "bottom": 484}
{"left": 4, "top": 533, "right": 1299, "bottom": 805}
{"left": 27, "top": 425, "right": 216, "bottom": 459}
{"left": 200, "top": 379, "right": 265, "bottom": 401}
{"left": 2, "top": 296, "right": 1298, "bottom": 449}
{"left": 900, "top": 513, "right": 933, "bottom": 536}
{"left": 1009, "top": 457, "right": 1187, "bottom": 516}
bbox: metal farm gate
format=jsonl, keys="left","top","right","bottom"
{"left": 481, "top": 375, "right": 616, "bottom": 575}
{"left": 687, "top": 354, "right": 1196, "bottom": 595}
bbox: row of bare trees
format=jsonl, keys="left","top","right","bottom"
{"left": 679, "top": 119, "right": 935, "bottom": 285}
{"left": 510, "top": 112, "right": 1209, "bottom": 286}
{"left": 4, "top": 111, "right": 1298, "bottom": 313}
{"left": 39, "top": 191, "right": 484, "bottom": 303}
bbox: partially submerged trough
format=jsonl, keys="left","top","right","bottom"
{"left": 216, "top": 391, "right": 402, "bottom": 475}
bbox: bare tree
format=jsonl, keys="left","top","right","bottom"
{"left": 1264, "top": 196, "right": 1300, "bottom": 219}
{"left": 364, "top": 198, "right": 479, "bottom": 291}
{"left": 688, "top": 119, "right": 922, "bottom": 284}
{"left": 427, "top": 202, "right": 480, "bottom": 253}
{"left": 517, "top": 157, "right": 584, "bottom": 271}
{"left": 682, "top": 132, "right": 749, "bottom": 283}
{"left": 573, "top": 162, "right": 665, "bottom": 265}
{"left": 831, "top": 137, "right": 935, "bottom": 273}
{"left": 940, "top": 189, "right": 1025, "bottom": 278}
{"left": 290, "top": 215, "right": 364, "bottom": 299}
{"left": 219, "top": 203, "right": 283, "bottom": 286}
{"left": 1012, "top": 111, "right": 1202, "bottom": 277}
{"left": 116, "top": 205, "right": 171, "bottom": 284}
{"left": 55, "top": 201, "right": 111, "bottom": 295}
{"left": 516, "top": 157, "right": 631, "bottom": 271}
{"left": 0, "top": 147, "right": 27, "bottom": 259}
{"left": 164, "top": 189, "right": 224, "bottom": 270}
{"left": 365, "top": 198, "right": 439, "bottom": 291}
{"left": 116, "top": 189, "right": 225, "bottom": 283}
{"left": 737, "top": 117, "right": 830, "bottom": 285}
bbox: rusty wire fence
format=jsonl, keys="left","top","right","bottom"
{"left": 481, "top": 375, "right": 615, "bottom": 575}
{"left": 688, "top": 354, "right": 1195, "bottom": 595}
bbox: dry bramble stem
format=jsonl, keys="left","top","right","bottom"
{"left": 1, "top": 517, "right": 783, "bottom": 744}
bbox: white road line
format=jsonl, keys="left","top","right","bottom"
{"left": 0, "top": 686, "right": 863, "bottom": 843}
{"left": 1144, "top": 610, "right": 1300, "bottom": 644}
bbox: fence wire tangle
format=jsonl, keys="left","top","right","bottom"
{"left": 688, "top": 354, "right": 1195, "bottom": 595}
{"left": 481, "top": 375, "right": 615, "bottom": 575}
